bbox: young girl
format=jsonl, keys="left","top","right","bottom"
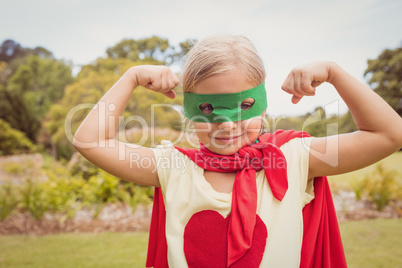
{"left": 73, "top": 34, "right": 402, "bottom": 267}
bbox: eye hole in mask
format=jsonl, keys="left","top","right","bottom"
{"left": 240, "top": 98, "right": 255, "bottom": 111}
{"left": 199, "top": 98, "right": 256, "bottom": 115}
{"left": 199, "top": 103, "right": 214, "bottom": 115}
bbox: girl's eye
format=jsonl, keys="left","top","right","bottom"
{"left": 199, "top": 103, "right": 214, "bottom": 115}
{"left": 240, "top": 98, "right": 255, "bottom": 111}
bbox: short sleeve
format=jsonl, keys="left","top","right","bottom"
{"left": 279, "top": 137, "right": 315, "bottom": 207}
{"left": 149, "top": 140, "right": 176, "bottom": 192}
{"left": 150, "top": 140, "right": 193, "bottom": 198}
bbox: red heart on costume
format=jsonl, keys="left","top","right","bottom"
{"left": 184, "top": 210, "right": 267, "bottom": 267}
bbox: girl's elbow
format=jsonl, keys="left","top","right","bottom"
{"left": 72, "top": 133, "right": 93, "bottom": 153}
{"left": 72, "top": 135, "right": 84, "bottom": 152}
{"left": 392, "top": 122, "right": 402, "bottom": 148}
{"left": 384, "top": 130, "right": 402, "bottom": 152}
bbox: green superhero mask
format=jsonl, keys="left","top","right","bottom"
{"left": 183, "top": 82, "right": 267, "bottom": 122}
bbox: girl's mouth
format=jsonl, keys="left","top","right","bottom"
{"left": 214, "top": 134, "right": 242, "bottom": 144}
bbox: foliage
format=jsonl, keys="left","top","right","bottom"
{"left": 106, "top": 35, "right": 196, "bottom": 65}
{"left": 2, "top": 161, "right": 24, "bottom": 175}
{"left": 0, "top": 40, "right": 54, "bottom": 85}
{"left": 0, "top": 118, "right": 36, "bottom": 155}
{"left": 0, "top": 87, "right": 41, "bottom": 142}
{"left": 0, "top": 158, "right": 153, "bottom": 220}
{"left": 44, "top": 57, "right": 184, "bottom": 159}
{"left": 350, "top": 164, "right": 401, "bottom": 211}
{"left": 364, "top": 45, "right": 402, "bottom": 116}
{"left": 0, "top": 39, "right": 26, "bottom": 64}
{"left": 350, "top": 178, "right": 366, "bottom": 200}
{"left": 265, "top": 107, "right": 357, "bottom": 138}
{"left": 68, "top": 152, "right": 100, "bottom": 179}
{"left": 0, "top": 54, "right": 73, "bottom": 141}
{"left": 20, "top": 179, "right": 50, "bottom": 220}
{"left": 0, "top": 40, "right": 65, "bottom": 143}
{"left": 365, "top": 165, "right": 400, "bottom": 211}
{"left": 8, "top": 55, "right": 73, "bottom": 115}
{"left": 0, "top": 184, "right": 20, "bottom": 220}
{"left": 0, "top": 39, "right": 53, "bottom": 64}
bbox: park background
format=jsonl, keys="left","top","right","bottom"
{"left": 0, "top": 0, "right": 402, "bottom": 267}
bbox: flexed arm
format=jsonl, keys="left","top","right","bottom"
{"left": 73, "top": 65, "right": 179, "bottom": 186}
{"left": 281, "top": 61, "right": 402, "bottom": 178}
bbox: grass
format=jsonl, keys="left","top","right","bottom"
{"left": 0, "top": 232, "right": 149, "bottom": 268}
{"left": 340, "top": 218, "right": 402, "bottom": 268}
{"left": 1, "top": 219, "right": 401, "bottom": 267}
{"left": 328, "top": 152, "right": 402, "bottom": 191}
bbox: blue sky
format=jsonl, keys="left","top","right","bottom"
{"left": 1, "top": 0, "right": 401, "bottom": 116}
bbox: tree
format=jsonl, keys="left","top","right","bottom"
{"left": 0, "top": 85, "right": 41, "bottom": 141}
{"left": 44, "top": 57, "right": 184, "bottom": 159}
{"left": 44, "top": 35, "right": 192, "bottom": 159}
{"left": 0, "top": 39, "right": 53, "bottom": 63}
{"left": 364, "top": 45, "right": 402, "bottom": 116}
{"left": 0, "top": 118, "right": 36, "bottom": 155}
{"left": 0, "top": 54, "right": 73, "bottom": 141}
{"left": 0, "top": 40, "right": 25, "bottom": 63}
{"left": 106, "top": 36, "right": 196, "bottom": 65}
{"left": 0, "top": 39, "right": 54, "bottom": 85}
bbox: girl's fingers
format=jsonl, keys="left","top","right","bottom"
{"left": 281, "top": 74, "right": 294, "bottom": 93}
{"left": 163, "top": 90, "right": 176, "bottom": 99}
{"left": 147, "top": 76, "right": 161, "bottom": 91}
{"left": 292, "top": 73, "right": 306, "bottom": 98}
{"left": 167, "top": 81, "right": 178, "bottom": 92}
{"left": 293, "top": 71, "right": 301, "bottom": 92}
{"left": 154, "top": 72, "right": 179, "bottom": 99}
{"left": 291, "top": 95, "right": 303, "bottom": 104}
{"left": 135, "top": 65, "right": 178, "bottom": 93}
{"left": 282, "top": 71, "right": 316, "bottom": 103}
{"left": 300, "top": 74, "right": 316, "bottom": 95}
{"left": 283, "top": 73, "right": 305, "bottom": 100}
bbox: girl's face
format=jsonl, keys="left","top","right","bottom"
{"left": 192, "top": 71, "right": 265, "bottom": 155}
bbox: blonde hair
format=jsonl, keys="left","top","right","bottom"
{"left": 181, "top": 34, "right": 266, "bottom": 93}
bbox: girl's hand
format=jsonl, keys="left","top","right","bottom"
{"left": 281, "top": 61, "right": 335, "bottom": 104}
{"left": 130, "top": 65, "right": 179, "bottom": 99}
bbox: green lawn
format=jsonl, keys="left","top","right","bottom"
{"left": 340, "top": 218, "right": 402, "bottom": 268}
{"left": 0, "top": 232, "right": 149, "bottom": 268}
{"left": 1, "top": 218, "right": 401, "bottom": 267}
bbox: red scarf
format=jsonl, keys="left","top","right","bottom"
{"left": 146, "top": 130, "right": 347, "bottom": 267}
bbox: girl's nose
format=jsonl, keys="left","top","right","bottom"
{"left": 217, "top": 120, "right": 237, "bottom": 130}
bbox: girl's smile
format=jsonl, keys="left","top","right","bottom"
{"left": 214, "top": 134, "right": 242, "bottom": 144}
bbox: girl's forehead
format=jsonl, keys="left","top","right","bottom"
{"left": 193, "top": 72, "right": 255, "bottom": 94}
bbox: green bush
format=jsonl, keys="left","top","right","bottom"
{"left": 0, "top": 183, "right": 20, "bottom": 220}
{"left": 1, "top": 155, "right": 153, "bottom": 220}
{"left": 350, "top": 178, "right": 366, "bottom": 201}
{"left": 366, "top": 165, "right": 400, "bottom": 211}
{"left": 351, "top": 164, "right": 401, "bottom": 211}
{"left": 42, "top": 167, "right": 86, "bottom": 220}
{"left": 21, "top": 179, "right": 49, "bottom": 220}
{"left": 68, "top": 152, "right": 99, "bottom": 179}
{"left": 0, "top": 118, "right": 36, "bottom": 155}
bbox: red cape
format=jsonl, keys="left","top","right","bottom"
{"left": 146, "top": 130, "right": 347, "bottom": 267}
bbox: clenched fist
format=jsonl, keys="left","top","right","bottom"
{"left": 281, "top": 61, "right": 336, "bottom": 104}
{"left": 130, "top": 65, "right": 179, "bottom": 99}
